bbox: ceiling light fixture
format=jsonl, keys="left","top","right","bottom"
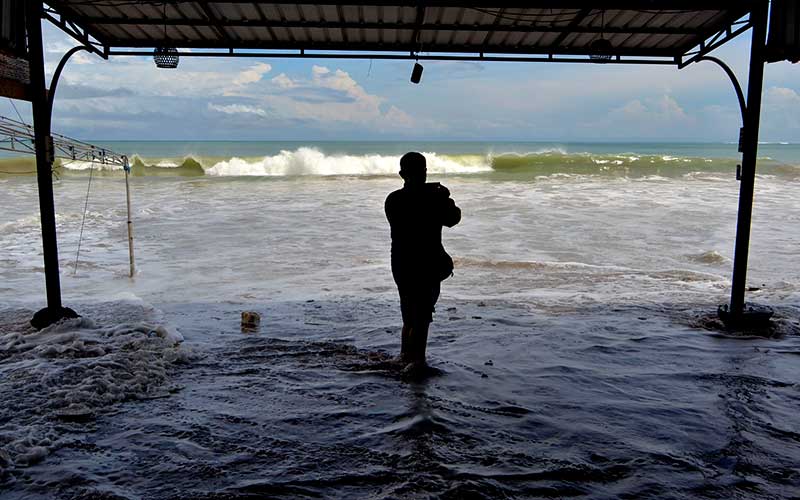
{"left": 153, "top": 3, "right": 179, "bottom": 68}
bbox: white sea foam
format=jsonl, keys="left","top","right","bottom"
{"left": 56, "top": 159, "right": 122, "bottom": 171}
{"left": 204, "top": 148, "right": 491, "bottom": 176}
{"left": 0, "top": 301, "right": 189, "bottom": 472}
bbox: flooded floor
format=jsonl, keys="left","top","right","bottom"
{"left": 2, "top": 296, "right": 799, "bottom": 499}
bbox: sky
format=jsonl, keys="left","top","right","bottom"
{"left": 2, "top": 20, "right": 799, "bottom": 142}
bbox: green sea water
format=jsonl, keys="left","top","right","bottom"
{"left": 1, "top": 141, "right": 799, "bottom": 178}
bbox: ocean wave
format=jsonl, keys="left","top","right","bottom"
{"left": 204, "top": 148, "right": 491, "bottom": 176}
{"left": 2, "top": 148, "right": 799, "bottom": 179}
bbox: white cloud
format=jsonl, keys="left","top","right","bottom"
{"left": 761, "top": 86, "right": 800, "bottom": 137}
{"left": 765, "top": 86, "right": 800, "bottom": 105}
{"left": 259, "top": 65, "right": 421, "bottom": 132}
{"left": 610, "top": 95, "right": 690, "bottom": 123}
{"left": 271, "top": 73, "right": 296, "bottom": 89}
{"left": 207, "top": 103, "right": 268, "bottom": 118}
{"left": 232, "top": 62, "right": 272, "bottom": 86}
{"left": 383, "top": 106, "right": 415, "bottom": 129}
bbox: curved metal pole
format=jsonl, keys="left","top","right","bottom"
{"left": 728, "top": 0, "right": 769, "bottom": 320}
{"left": 47, "top": 46, "right": 89, "bottom": 120}
{"left": 697, "top": 55, "right": 747, "bottom": 125}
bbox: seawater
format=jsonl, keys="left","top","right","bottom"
{"left": 1, "top": 142, "right": 799, "bottom": 499}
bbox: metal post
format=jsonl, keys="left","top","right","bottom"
{"left": 26, "top": 1, "right": 61, "bottom": 310}
{"left": 728, "top": 0, "right": 769, "bottom": 319}
{"left": 26, "top": 1, "right": 78, "bottom": 328}
{"left": 124, "top": 164, "right": 135, "bottom": 278}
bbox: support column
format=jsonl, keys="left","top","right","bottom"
{"left": 727, "top": 0, "right": 769, "bottom": 321}
{"left": 26, "top": 1, "right": 77, "bottom": 328}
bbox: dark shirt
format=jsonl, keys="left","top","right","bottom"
{"left": 385, "top": 182, "right": 461, "bottom": 281}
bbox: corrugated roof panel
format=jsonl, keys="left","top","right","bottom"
{"left": 339, "top": 5, "right": 359, "bottom": 23}
{"left": 242, "top": 27, "right": 273, "bottom": 43}
{"left": 436, "top": 7, "right": 464, "bottom": 25}
{"left": 194, "top": 26, "right": 218, "bottom": 42}
{"left": 173, "top": 25, "right": 198, "bottom": 42}
{"left": 503, "top": 31, "right": 527, "bottom": 48}
{"left": 657, "top": 33, "right": 692, "bottom": 49}
{"left": 321, "top": 5, "right": 339, "bottom": 23}
{"left": 95, "top": 24, "right": 135, "bottom": 42}
{"left": 271, "top": 26, "right": 294, "bottom": 43}
{"left": 465, "top": 30, "right": 488, "bottom": 47}
{"left": 234, "top": 4, "right": 262, "bottom": 22}
{"left": 395, "top": 29, "right": 415, "bottom": 45}
{"left": 362, "top": 28, "right": 379, "bottom": 44}
{"left": 362, "top": 6, "right": 381, "bottom": 23}
{"left": 43, "top": 1, "right": 754, "bottom": 59}
{"left": 637, "top": 33, "right": 671, "bottom": 49}
{"left": 670, "top": 33, "right": 699, "bottom": 51}
{"left": 608, "top": 10, "right": 639, "bottom": 28}
{"left": 419, "top": 31, "right": 437, "bottom": 45}
{"left": 604, "top": 32, "right": 629, "bottom": 49}
{"left": 536, "top": 32, "right": 562, "bottom": 48}
{"left": 619, "top": 33, "right": 649, "bottom": 50}
{"left": 287, "top": 27, "right": 307, "bottom": 42}
{"left": 325, "top": 27, "right": 343, "bottom": 44}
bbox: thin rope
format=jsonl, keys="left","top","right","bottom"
{"left": 8, "top": 98, "right": 27, "bottom": 125}
{"left": 73, "top": 162, "right": 95, "bottom": 275}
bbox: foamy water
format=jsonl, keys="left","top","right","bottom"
{"left": 1, "top": 143, "right": 800, "bottom": 498}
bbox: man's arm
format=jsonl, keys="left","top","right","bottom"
{"left": 385, "top": 192, "right": 396, "bottom": 225}
{"left": 441, "top": 197, "right": 461, "bottom": 228}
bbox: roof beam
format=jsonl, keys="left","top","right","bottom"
{"left": 107, "top": 48, "right": 677, "bottom": 65}
{"left": 98, "top": 37, "right": 680, "bottom": 56}
{"left": 65, "top": 17, "right": 706, "bottom": 36}
{"left": 126, "top": 1, "right": 749, "bottom": 8}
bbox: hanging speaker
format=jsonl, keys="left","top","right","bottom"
{"left": 766, "top": 0, "right": 800, "bottom": 63}
{"left": 410, "top": 62, "right": 423, "bottom": 84}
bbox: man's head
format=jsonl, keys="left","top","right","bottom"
{"left": 399, "top": 152, "right": 426, "bottom": 185}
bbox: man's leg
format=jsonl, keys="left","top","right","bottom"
{"left": 409, "top": 282, "right": 439, "bottom": 365}
{"left": 400, "top": 324, "right": 412, "bottom": 362}
{"left": 409, "top": 321, "right": 430, "bottom": 364}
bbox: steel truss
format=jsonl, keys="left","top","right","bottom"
{"left": 0, "top": 115, "right": 128, "bottom": 169}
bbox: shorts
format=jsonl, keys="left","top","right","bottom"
{"left": 396, "top": 279, "right": 441, "bottom": 326}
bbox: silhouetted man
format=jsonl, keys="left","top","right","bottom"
{"left": 385, "top": 152, "right": 461, "bottom": 370}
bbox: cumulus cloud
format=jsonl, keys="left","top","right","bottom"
{"left": 232, "top": 62, "right": 272, "bottom": 86}
{"left": 609, "top": 95, "right": 690, "bottom": 123}
{"left": 258, "top": 65, "right": 421, "bottom": 132}
{"left": 271, "top": 73, "right": 296, "bottom": 89}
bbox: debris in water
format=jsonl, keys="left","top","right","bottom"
{"left": 241, "top": 311, "right": 261, "bottom": 331}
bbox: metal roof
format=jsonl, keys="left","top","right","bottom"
{"left": 44, "top": 1, "right": 755, "bottom": 65}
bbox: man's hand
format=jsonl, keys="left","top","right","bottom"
{"left": 427, "top": 182, "right": 450, "bottom": 198}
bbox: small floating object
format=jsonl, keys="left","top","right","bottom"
{"left": 241, "top": 311, "right": 261, "bottom": 331}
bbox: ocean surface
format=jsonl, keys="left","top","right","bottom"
{"left": 1, "top": 141, "right": 799, "bottom": 499}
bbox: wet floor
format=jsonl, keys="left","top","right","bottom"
{"left": 2, "top": 298, "right": 799, "bottom": 499}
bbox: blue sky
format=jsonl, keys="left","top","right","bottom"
{"left": 2, "top": 21, "right": 799, "bottom": 142}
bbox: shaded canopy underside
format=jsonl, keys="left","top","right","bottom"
{"left": 44, "top": 1, "right": 754, "bottom": 63}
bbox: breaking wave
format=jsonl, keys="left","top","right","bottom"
{"left": 2, "top": 148, "right": 799, "bottom": 179}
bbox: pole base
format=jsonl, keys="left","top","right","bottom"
{"left": 30, "top": 306, "right": 80, "bottom": 330}
{"left": 717, "top": 303, "right": 774, "bottom": 330}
